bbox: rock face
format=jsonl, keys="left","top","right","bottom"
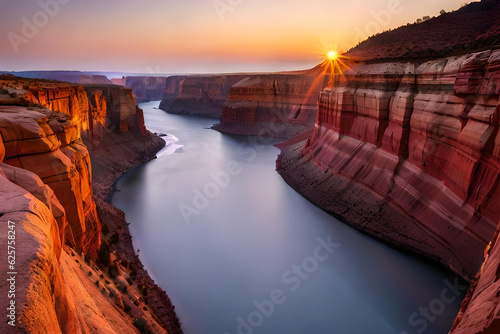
{"left": 450, "top": 225, "right": 500, "bottom": 333}
{"left": 0, "top": 76, "right": 181, "bottom": 334}
{"left": 159, "top": 69, "right": 329, "bottom": 138}
{"left": 125, "top": 76, "right": 168, "bottom": 103}
{"left": 213, "top": 67, "right": 329, "bottom": 138}
{"left": 83, "top": 84, "right": 147, "bottom": 136}
{"left": 277, "top": 49, "right": 500, "bottom": 279}
{"left": 159, "top": 75, "right": 247, "bottom": 118}
{"left": 0, "top": 105, "right": 100, "bottom": 258}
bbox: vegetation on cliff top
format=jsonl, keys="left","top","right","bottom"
{"left": 347, "top": 0, "right": 500, "bottom": 61}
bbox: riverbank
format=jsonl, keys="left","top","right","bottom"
{"left": 88, "top": 129, "right": 183, "bottom": 333}
{"left": 0, "top": 76, "right": 182, "bottom": 333}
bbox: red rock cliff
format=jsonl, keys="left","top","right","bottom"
{"left": 213, "top": 67, "right": 329, "bottom": 138}
{"left": 159, "top": 75, "right": 247, "bottom": 118}
{"left": 0, "top": 76, "right": 180, "bottom": 333}
{"left": 278, "top": 50, "right": 500, "bottom": 279}
{"left": 159, "top": 70, "right": 329, "bottom": 138}
{"left": 125, "top": 76, "right": 168, "bottom": 103}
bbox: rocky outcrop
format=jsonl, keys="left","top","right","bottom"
{"left": 277, "top": 49, "right": 500, "bottom": 279}
{"left": 0, "top": 106, "right": 100, "bottom": 257}
{"left": 159, "top": 75, "right": 247, "bottom": 118}
{"left": 450, "top": 224, "right": 500, "bottom": 333}
{"left": 0, "top": 76, "right": 181, "bottom": 333}
{"left": 213, "top": 67, "right": 329, "bottom": 138}
{"left": 83, "top": 84, "right": 147, "bottom": 136}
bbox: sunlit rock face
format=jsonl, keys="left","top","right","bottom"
{"left": 0, "top": 106, "right": 100, "bottom": 257}
{"left": 277, "top": 50, "right": 500, "bottom": 280}
{"left": 0, "top": 76, "right": 177, "bottom": 334}
{"left": 84, "top": 84, "right": 147, "bottom": 136}
{"left": 449, "top": 49, "right": 500, "bottom": 334}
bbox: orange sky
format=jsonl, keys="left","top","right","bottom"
{"left": 0, "top": 0, "right": 471, "bottom": 74}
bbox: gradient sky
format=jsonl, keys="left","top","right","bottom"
{"left": 1, "top": 0, "right": 471, "bottom": 74}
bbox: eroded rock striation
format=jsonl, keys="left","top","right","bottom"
{"left": 159, "top": 75, "right": 247, "bottom": 118}
{"left": 213, "top": 68, "right": 329, "bottom": 138}
{"left": 159, "top": 69, "right": 329, "bottom": 138}
{"left": 0, "top": 75, "right": 181, "bottom": 333}
{"left": 125, "top": 76, "right": 168, "bottom": 103}
{"left": 278, "top": 50, "right": 500, "bottom": 279}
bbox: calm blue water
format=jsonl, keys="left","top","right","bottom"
{"left": 111, "top": 101, "right": 465, "bottom": 334}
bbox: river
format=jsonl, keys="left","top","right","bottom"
{"left": 111, "top": 101, "right": 465, "bottom": 334}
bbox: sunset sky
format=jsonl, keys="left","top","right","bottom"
{"left": 1, "top": 0, "right": 470, "bottom": 74}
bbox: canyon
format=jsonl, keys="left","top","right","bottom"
{"left": 278, "top": 50, "right": 500, "bottom": 280}
{"left": 0, "top": 75, "right": 181, "bottom": 333}
{"left": 158, "top": 69, "right": 328, "bottom": 138}
{"left": 155, "top": 1, "right": 500, "bottom": 332}
{"left": 1, "top": 0, "right": 499, "bottom": 332}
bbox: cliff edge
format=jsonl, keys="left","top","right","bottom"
{"left": 0, "top": 75, "right": 181, "bottom": 333}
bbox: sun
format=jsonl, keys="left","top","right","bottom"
{"left": 327, "top": 50, "right": 338, "bottom": 61}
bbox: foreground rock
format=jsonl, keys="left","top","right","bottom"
{"left": 0, "top": 75, "right": 181, "bottom": 333}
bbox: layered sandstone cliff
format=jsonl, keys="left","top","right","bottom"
{"left": 159, "top": 70, "right": 328, "bottom": 138}
{"left": 213, "top": 67, "right": 329, "bottom": 138}
{"left": 0, "top": 76, "right": 181, "bottom": 334}
{"left": 159, "top": 75, "right": 247, "bottom": 118}
{"left": 125, "top": 76, "right": 168, "bottom": 103}
{"left": 277, "top": 50, "right": 500, "bottom": 279}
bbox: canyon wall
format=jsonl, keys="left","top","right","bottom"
{"left": 213, "top": 68, "right": 328, "bottom": 138}
{"left": 159, "top": 69, "right": 328, "bottom": 138}
{"left": 125, "top": 76, "right": 168, "bottom": 103}
{"left": 277, "top": 50, "right": 500, "bottom": 280}
{"left": 451, "top": 223, "right": 500, "bottom": 333}
{"left": 0, "top": 76, "right": 180, "bottom": 333}
{"left": 159, "top": 75, "right": 247, "bottom": 118}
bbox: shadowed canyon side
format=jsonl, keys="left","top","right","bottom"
{"left": 159, "top": 75, "right": 248, "bottom": 118}
{"left": 158, "top": 69, "right": 329, "bottom": 138}
{"left": 0, "top": 76, "right": 181, "bottom": 334}
{"left": 122, "top": 76, "right": 169, "bottom": 103}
